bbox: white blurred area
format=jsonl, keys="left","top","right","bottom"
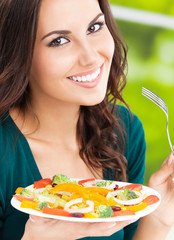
{"left": 111, "top": 5, "right": 174, "bottom": 240}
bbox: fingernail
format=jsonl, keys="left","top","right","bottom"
{"left": 106, "top": 222, "right": 117, "bottom": 228}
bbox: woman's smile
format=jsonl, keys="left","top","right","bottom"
{"left": 67, "top": 63, "right": 104, "bottom": 88}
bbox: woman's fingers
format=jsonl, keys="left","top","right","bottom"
{"left": 28, "top": 215, "right": 134, "bottom": 238}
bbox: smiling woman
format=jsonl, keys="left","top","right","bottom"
{"left": 0, "top": 0, "right": 174, "bottom": 240}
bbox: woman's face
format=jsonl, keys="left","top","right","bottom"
{"left": 30, "top": 0, "right": 115, "bottom": 107}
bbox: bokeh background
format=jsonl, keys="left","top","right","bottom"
{"left": 108, "top": 2, "right": 174, "bottom": 238}
{"left": 109, "top": 0, "right": 174, "bottom": 185}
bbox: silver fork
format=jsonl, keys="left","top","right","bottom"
{"left": 142, "top": 87, "right": 174, "bottom": 154}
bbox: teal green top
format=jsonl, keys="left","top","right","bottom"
{"left": 0, "top": 106, "right": 146, "bottom": 240}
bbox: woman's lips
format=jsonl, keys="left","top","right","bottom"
{"left": 67, "top": 63, "right": 104, "bottom": 88}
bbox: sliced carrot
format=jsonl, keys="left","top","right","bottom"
{"left": 13, "top": 195, "right": 34, "bottom": 202}
{"left": 112, "top": 210, "right": 135, "bottom": 217}
{"left": 143, "top": 195, "right": 160, "bottom": 205}
{"left": 42, "top": 207, "right": 71, "bottom": 217}
{"left": 118, "top": 184, "right": 143, "bottom": 191}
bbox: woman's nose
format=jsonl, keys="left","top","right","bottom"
{"left": 77, "top": 40, "right": 99, "bottom": 67}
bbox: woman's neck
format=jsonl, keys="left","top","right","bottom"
{"left": 10, "top": 102, "right": 80, "bottom": 150}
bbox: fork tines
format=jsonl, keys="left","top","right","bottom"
{"left": 142, "top": 87, "right": 168, "bottom": 114}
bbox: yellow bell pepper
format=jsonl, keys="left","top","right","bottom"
{"left": 85, "top": 187, "right": 113, "bottom": 196}
{"left": 49, "top": 183, "right": 88, "bottom": 198}
{"left": 20, "top": 200, "right": 38, "bottom": 210}
{"left": 125, "top": 202, "right": 148, "bottom": 212}
{"left": 15, "top": 187, "right": 24, "bottom": 194}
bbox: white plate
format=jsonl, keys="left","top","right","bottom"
{"left": 11, "top": 180, "right": 161, "bottom": 222}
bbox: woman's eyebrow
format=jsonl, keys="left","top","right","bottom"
{"left": 41, "top": 12, "right": 104, "bottom": 41}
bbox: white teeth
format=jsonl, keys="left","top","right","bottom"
{"left": 69, "top": 67, "right": 100, "bottom": 82}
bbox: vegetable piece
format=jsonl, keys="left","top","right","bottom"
{"left": 112, "top": 210, "right": 135, "bottom": 217}
{"left": 88, "top": 192, "right": 108, "bottom": 205}
{"left": 42, "top": 207, "right": 71, "bottom": 217}
{"left": 49, "top": 183, "right": 88, "bottom": 198}
{"left": 20, "top": 201, "right": 38, "bottom": 210}
{"left": 64, "top": 198, "right": 94, "bottom": 213}
{"left": 84, "top": 213, "right": 99, "bottom": 218}
{"left": 118, "top": 184, "right": 143, "bottom": 191}
{"left": 52, "top": 174, "right": 78, "bottom": 185}
{"left": 125, "top": 202, "right": 148, "bottom": 212}
{"left": 107, "top": 189, "right": 143, "bottom": 206}
{"left": 39, "top": 202, "right": 49, "bottom": 210}
{"left": 118, "top": 187, "right": 138, "bottom": 200}
{"left": 20, "top": 188, "right": 34, "bottom": 198}
{"left": 85, "top": 187, "right": 112, "bottom": 196}
{"left": 15, "top": 187, "right": 24, "bottom": 194}
{"left": 34, "top": 178, "right": 52, "bottom": 189}
{"left": 96, "top": 205, "right": 114, "bottom": 218}
{"left": 14, "top": 195, "right": 34, "bottom": 202}
{"left": 78, "top": 178, "right": 95, "bottom": 186}
{"left": 34, "top": 190, "right": 67, "bottom": 208}
{"left": 95, "top": 180, "right": 113, "bottom": 187}
{"left": 142, "top": 195, "right": 160, "bottom": 205}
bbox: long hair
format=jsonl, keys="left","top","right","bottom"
{"left": 0, "top": 0, "right": 128, "bottom": 181}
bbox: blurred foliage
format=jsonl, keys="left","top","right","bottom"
{"left": 109, "top": 0, "right": 174, "bottom": 15}
{"left": 108, "top": 2, "right": 174, "bottom": 184}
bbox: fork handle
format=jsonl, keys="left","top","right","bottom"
{"left": 166, "top": 124, "right": 174, "bottom": 154}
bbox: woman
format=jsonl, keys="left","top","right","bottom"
{"left": 0, "top": 0, "right": 174, "bottom": 239}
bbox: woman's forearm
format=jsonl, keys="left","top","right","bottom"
{"left": 133, "top": 214, "right": 171, "bottom": 240}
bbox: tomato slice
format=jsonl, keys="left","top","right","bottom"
{"left": 34, "top": 178, "right": 52, "bottom": 189}
{"left": 13, "top": 195, "right": 34, "bottom": 202}
{"left": 118, "top": 184, "right": 143, "bottom": 191}
{"left": 42, "top": 207, "right": 71, "bottom": 217}
{"left": 78, "top": 178, "right": 95, "bottom": 186}
{"left": 143, "top": 195, "right": 160, "bottom": 205}
{"left": 112, "top": 210, "right": 135, "bottom": 217}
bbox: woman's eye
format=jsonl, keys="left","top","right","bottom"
{"left": 87, "top": 22, "right": 104, "bottom": 34}
{"left": 48, "top": 37, "right": 69, "bottom": 47}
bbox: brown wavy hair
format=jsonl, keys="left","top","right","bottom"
{"left": 0, "top": 0, "right": 129, "bottom": 181}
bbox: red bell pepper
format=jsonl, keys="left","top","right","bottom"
{"left": 112, "top": 210, "right": 135, "bottom": 217}
{"left": 143, "top": 195, "right": 160, "bottom": 205}
{"left": 78, "top": 178, "right": 95, "bottom": 186}
{"left": 118, "top": 184, "right": 143, "bottom": 191}
{"left": 34, "top": 178, "right": 52, "bottom": 189}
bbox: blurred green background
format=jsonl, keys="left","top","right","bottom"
{"left": 109, "top": 1, "right": 174, "bottom": 184}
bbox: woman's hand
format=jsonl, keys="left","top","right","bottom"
{"left": 22, "top": 214, "right": 134, "bottom": 240}
{"left": 132, "top": 151, "right": 174, "bottom": 240}
{"left": 147, "top": 150, "right": 174, "bottom": 227}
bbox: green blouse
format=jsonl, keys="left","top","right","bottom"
{"left": 0, "top": 105, "right": 146, "bottom": 240}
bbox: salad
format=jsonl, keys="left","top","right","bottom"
{"left": 13, "top": 174, "right": 160, "bottom": 219}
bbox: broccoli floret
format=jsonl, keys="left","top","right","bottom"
{"left": 39, "top": 202, "right": 48, "bottom": 210}
{"left": 96, "top": 180, "right": 113, "bottom": 187}
{"left": 20, "top": 188, "right": 34, "bottom": 198}
{"left": 118, "top": 187, "right": 137, "bottom": 200}
{"left": 52, "top": 174, "right": 78, "bottom": 185}
{"left": 96, "top": 205, "right": 113, "bottom": 218}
